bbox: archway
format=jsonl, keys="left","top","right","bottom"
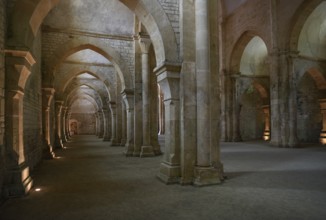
{"left": 229, "top": 34, "right": 270, "bottom": 142}
{"left": 297, "top": 68, "right": 326, "bottom": 144}
{"left": 292, "top": 1, "right": 326, "bottom": 145}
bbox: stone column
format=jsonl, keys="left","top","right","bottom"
{"left": 95, "top": 112, "right": 100, "bottom": 136}
{"left": 262, "top": 105, "right": 271, "bottom": 141}
{"left": 319, "top": 99, "right": 326, "bottom": 145}
{"left": 139, "top": 36, "right": 155, "bottom": 157}
{"left": 116, "top": 98, "right": 122, "bottom": 145}
{"left": 158, "top": 86, "right": 165, "bottom": 135}
{"left": 134, "top": 35, "right": 143, "bottom": 156}
{"left": 103, "top": 108, "right": 111, "bottom": 141}
{"left": 109, "top": 102, "right": 119, "bottom": 146}
{"left": 54, "top": 100, "right": 64, "bottom": 149}
{"left": 194, "top": 0, "right": 222, "bottom": 186}
{"left": 61, "top": 107, "right": 68, "bottom": 143}
{"left": 66, "top": 110, "right": 71, "bottom": 138}
{"left": 150, "top": 72, "right": 161, "bottom": 155}
{"left": 155, "top": 63, "right": 181, "bottom": 184}
{"left": 269, "top": 50, "right": 282, "bottom": 146}
{"left": 269, "top": 50, "right": 298, "bottom": 147}
{"left": 42, "top": 88, "right": 55, "bottom": 159}
{"left": 120, "top": 100, "right": 127, "bottom": 146}
{"left": 3, "top": 50, "right": 35, "bottom": 197}
{"left": 232, "top": 76, "right": 242, "bottom": 142}
{"left": 122, "top": 90, "right": 134, "bottom": 156}
{"left": 97, "top": 110, "right": 104, "bottom": 138}
{"left": 288, "top": 52, "right": 299, "bottom": 147}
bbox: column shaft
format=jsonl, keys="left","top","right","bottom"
{"left": 4, "top": 50, "right": 35, "bottom": 197}
{"left": 122, "top": 90, "right": 134, "bottom": 156}
{"left": 156, "top": 64, "right": 181, "bottom": 184}
{"left": 139, "top": 37, "right": 154, "bottom": 157}
{"left": 194, "top": 0, "right": 223, "bottom": 185}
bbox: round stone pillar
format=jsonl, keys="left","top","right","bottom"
{"left": 103, "top": 108, "right": 111, "bottom": 141}
{"left": 139, "top": 37, "right": 155, "bottom": 157}
{"left": 54, "top": 100, "right": 64, "bottom": 149}
{"left": 319, "top": 99, "right": 326, "bottom": 145}
{"left": 42, "top": 88, "right": 55, "bottom": 158}
{"left": 194, "top": 0, "right": 223, "bottom": 186}
{"left": 122, "top": 90, "right": 135, "bottom": 156}
{"left": 109, "top": 102, "right": 119, "bottom": 146}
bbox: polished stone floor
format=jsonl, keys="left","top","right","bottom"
{"left": 0, "top": 135, "right": 326, "bottom": 220}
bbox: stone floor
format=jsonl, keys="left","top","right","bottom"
{"left": 1, "top": 135, "right": 326, "bottom": 220}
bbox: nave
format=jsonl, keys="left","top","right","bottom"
{"left": 1, "top": 136, "right": 326, "bottom": 220}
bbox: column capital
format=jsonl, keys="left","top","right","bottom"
{"left": 269, "top": 48, "right": 300, "bottom": 58}
{"left": 109, "top": 101, "right": 117, "bottom": 108}
{"left": 319, "top": 99, "right": 326, "bottom": 110}
{"left": 154, "top": 62, "right": 181, "bottom": 101}
{"left": 55, "top": 100, "right": 64, "bottom": 106}
{"left": 42, "top": 88, "right": 55, "bottom": 108}
{"left": 5, "top": 50, "right": 36, "bottom": 66}
{"left": 5, "top": 50, "right": 36, "bottom": 92}
{"left": 139, "top": 36, "right": 152, "bottom": 54}
{"left": 42, "top": 87, "right": 55, "bottom": 94}
{"left": 121, "top": 89, "right": 134, "bottom": 110}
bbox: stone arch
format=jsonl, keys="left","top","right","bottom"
{"left": 252, "top": 81, "right": 269, "bottom": 100}
{"left": 46, "top": 39, "right": 131, "bottom": 91}
{"left": 7, "top": 0, "right": 60, "bottom": 48}
{"left": 59, "top": 70, "right": 112, "bottom": 102}
{"left": 307, "top": 68, "right": 326, "bottom": 90}
{"left": 10, "top": 0, "right": 179, "bottom": 65}
{"left": 66, "top": 86, "right": 104, "bottom": 110}
{"left": 297, "top": 68, "right": 325, "bottom": 143}
{"left": 68, "top": 96, "right": 98, "bottom": 135}
{"left": 229, "top": 31, "right": 269, "bottom": 73}
{"left": 239, "top": 83, "right": 266, "bottom": 141}
{"left": 69, "top": 95, "right": 99, "bottom": 112}
{"left": 119, "top": 0, "right": 179, "bottom": 64}
{"left": 64, "top": 80, "right": 109, "bottom": 108}
{"left": 54, "top": 65, "right": 116, "bottom": 101}
{"left": 289, "top": 0, "right": 324, "bottom": 51}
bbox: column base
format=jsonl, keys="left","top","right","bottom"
{"left": 194, "top": 166, "right": 224, "bottom": 186}
{"left": 124, "top": 144, "right": 134, "bottom": 157}
{"left": 140, "top": 145, "right": 155, "bottom": 157}
{"left": 3, "top": 165, "right": 33, "bottom": 198}
{"left": 62, "top": 136, "right": 68, "bottom": 143}
{"left": 110, "top": 139, "right": 120, "bottom": 147}
{"left": 103, "top": 136, "right": 111, "bottom": 142}
{"left": 54, "top": 138, "right": 64, "bottom": 149}
{"left": 157, "top": 162, "right": 180, "bottom": 184}
{"left": 320, "top": 131, "right": 326, "bottom": 145}
{"left": 153, "top": 145, "right": 162, "bottom": 155}
{"left": 120, "top": 139, "right": 126, "bottom": 146}
{"left": 43, "top": 144, "right": 55, "bottom": 159}
{"left": 232, "top": 136, "right": 242, "bottom": 142}
{"left": 133, "top": 151, "right": 141, "bottom": 157}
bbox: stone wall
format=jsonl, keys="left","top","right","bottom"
{"left": 239, "top": 87, "right": 265, "bottom": 141}
{"left": 42, "top": 30, "right": 135, "bottom": 83}
{"left": 23, "top": 31, "right": 43, "bottom": 170}
{"left": 295, "top": 58, "right": 325, "bottom": 143}
{"left": 224, "top": 0, "right": 272, "bottom": 64}
{"left": 70, "top": 113, "right": 96, "bottom": 135}
{"left": 0, "top": 0, "right": 6, "bottom": 204}
{"left": 297, "top": 74, "right": 322, "bottom": 143}
{"left": 237, "top": 77, "right": 268, "bottom": 141}
{"left": 158, "top": 0, "right": 180, "bottom": 51}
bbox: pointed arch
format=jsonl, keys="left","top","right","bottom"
{"left": 45, "top": 38, "right": 132, "bottom": 91}
{"left": 289, "top": 0, "right": 324, "bottom": 51}
{"left": 229, "top": 31, "right": 269, "bottom": 74}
